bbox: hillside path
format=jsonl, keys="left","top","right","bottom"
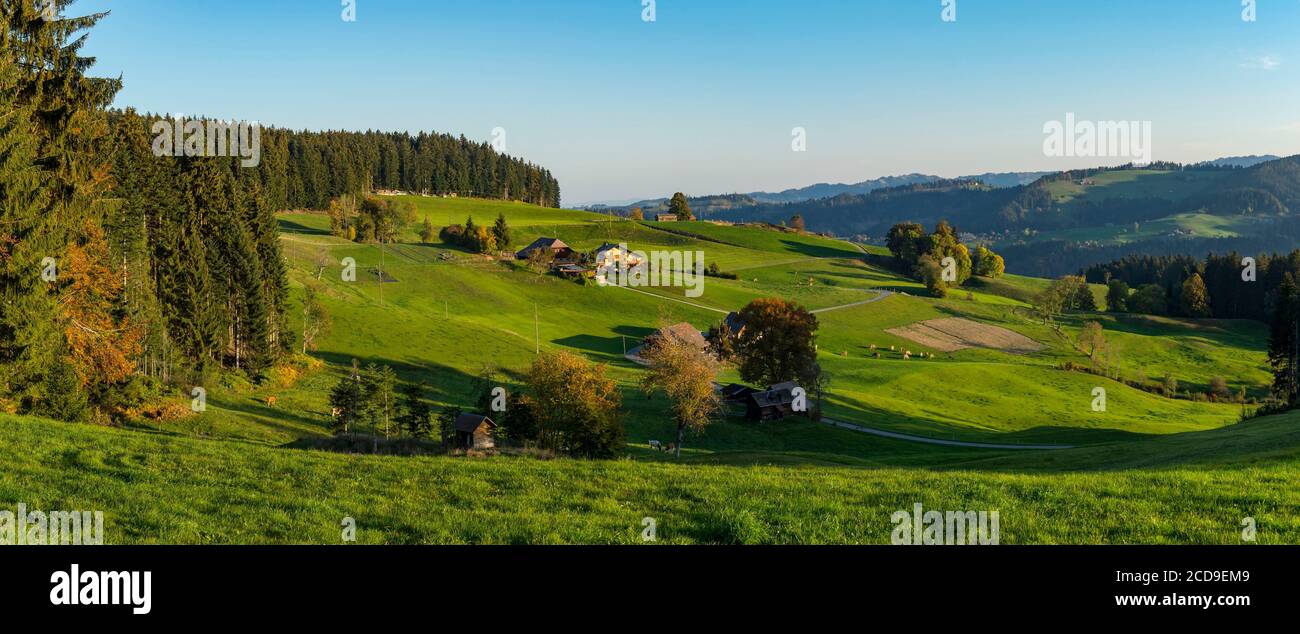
{"left": 819, "top": 417, "right": 1076, "bottom": 450}
{"left": 810, "top": 290, "right": 893, "bottom": 314}
{"left": 611, "top": 285, "right": 730, "bottom": 314}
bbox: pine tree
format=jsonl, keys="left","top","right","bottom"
{"left": 1268, "top": 274, "right": 1300, "bottom": 407}
{"left": 1, "top": 2, "right": 134, "bottom": 418}
{"left": 328, "top": 359, "right": 364, "bottom": 434}
{"left": 361, "top": 363, "right": 397, "bottom": 441}
{"left": 492, "top": 212, "right": 511, "bottom": 250}
{"left": 398, "top": 381, "right": 432, "bottom": 438}
{"left": 418, "top": 215, "right": 435, "bottom": 243}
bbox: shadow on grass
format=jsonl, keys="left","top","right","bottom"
{"left": 276, "top": 217, "right": 330, "bottom": 236}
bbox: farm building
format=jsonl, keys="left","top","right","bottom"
{"left": 644, "top": 322, "right": 709, "bottom": 351}
{"left": 723, "top": 311, "right": 746, "bottom": 338}
{"left": 453, "top": 414, "right": 498, "bottom": 450}
{"left": 515, "top": 237, "right": 573, "bottom": 261}
{"left": 592, "top": 243, "right": 645, "bottom": 284}
{"left": 745, "top": 382, "right": 799, "bottom": 421}
{"left": 655, "top": 213, "right": 678, "bottom": 222}
{"left": 592, "top": 243, "right": 644, "bottom": 269}
{"left": 746, "top": 389, "right": 796, "bottom": 421}
{"left": 554, "top": 263, "right": 593, "bottom": 279}
{"left": 720, "top": 383, "right": 758, "bottom": 402}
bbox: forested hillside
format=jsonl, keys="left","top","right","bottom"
{"left": 0, "top": 4, "right": 559, "bottom": 425}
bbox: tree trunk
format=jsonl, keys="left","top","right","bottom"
{"left": 675, "top": 423, "right": 685, "bottom": 459}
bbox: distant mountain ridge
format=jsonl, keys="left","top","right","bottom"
{"left": 581, "top": 170, "right": 1051, "bottom": 214}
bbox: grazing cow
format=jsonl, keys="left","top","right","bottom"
{"left": 649, "top": 440, "right": 662, "bottom": 450}
{"left": 330, "top": 407, "right": 342, "bottom": 418}
{"left": 266, "top": 396, "right": 278, "bottom": 407}
{"left": 903, "top": 350, "right": 912, "bottom": 360}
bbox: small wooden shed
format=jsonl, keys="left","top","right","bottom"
{"left": 746, "top": 384, "right": 797, "bottom": 421}
{"left": 454, "top": 414, "right": 498, "bottom": 450}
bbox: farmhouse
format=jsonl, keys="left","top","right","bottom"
{"left": 453, "top": 413, "right": 497, "bottom": 450}
{"left": 592, "top": 243, "right": 644, "bottom": 269}
{"left": 644, "top": 322, "right": 708, "bottom": 351}
{"left": 655, "top": 213, "right": 678, "bottom": 222}
{"left": 745, "top": 382, "right": 799, "bottom": 421}
{"left": 724, "top": 311, "right": 746, "bottom": 338}
{"left": 591, "top": 242, "right": 645, "bottom": 285}
{"left": 515, "top": 237, "right": 573, "bottom": 261}
{"left": 746, "top": 389, "right": 796, "bottom": 421}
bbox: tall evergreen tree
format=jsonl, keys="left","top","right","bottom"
{"left": 1268, "top": 274, "right": 1300, "bottom": 407}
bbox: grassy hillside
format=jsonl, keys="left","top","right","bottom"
{"left": 4, "top": 409, "right": 1297, "bottom": 543}
{"left": 3, "top": 194, "right": 1287, "bottom": 544}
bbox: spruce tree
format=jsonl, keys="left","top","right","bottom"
{"left": 328, "top": 359, "right": 364, "bottom": 434}
{"left": 1268, "top": 274, "right": 1300, "bottom": 407}
{"left": 492, "top": 212, "right": 511, "bottom": 250}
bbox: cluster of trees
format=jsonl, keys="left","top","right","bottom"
{"left": 326, "top": 194, "right": 417, "bottom": 243}
{"left": 652, "top": 298, "right": 824, "bottom": 457}
{"left": 328, "top": 352, "right": 626, "bottom": 458}
{"left": 708, "top": 159, "right": 1300, "bottom": 245}
{"left": 1046, "top": 250, "right": 1300, "bottom": 409}
{"left": 886, "top": 222, "right": 1004, "bottom": 296}
{"left": 1085, "top": 251, "right": 1300, "bottom": 321}
{"left": 438, "top": 213, "right": 512, "bottom": 254}
{"left": 0, "top": 5, "right": 292, "bottom": 423}
{"left": 667, "top": 192, "right": 693, "bottom": 221}
{"left": 506, "top": 351, "right": 625, "bottom": 457}
{"left": 149, "top": 119, "right": 560, "bottom": 211}
{"left": 1031, "top": 276, "right": 1096, "bottom": 327}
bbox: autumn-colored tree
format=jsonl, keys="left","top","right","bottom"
{"left": 1179, "top": 272, "right": 1212, "bottom": 318}
{"left": 1078, "top": 321, "right": 1106, "bottom": 361}
{"left": 789, "top": 214, "right": 806, "bottom": 233}
{"left": 524, "top": 350, "right": 624, "bottom": 457}
{"left": 973, "top": 245, "right": 1005, "bottom": 278}
{"left": 641, "top": 324, "right": 723, "bottom": 458}
{"left": 58, "top": 221, "right": 143, "bottom": 388}
{"left": 628, "top": 207, "right": 644, "bottom": 221}
{"left": 735, "top": 298, "right": 819, "bottom": 388}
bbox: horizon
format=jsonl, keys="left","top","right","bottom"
{"left": 81, "top": 0, "right": 1300, "bottom": 205}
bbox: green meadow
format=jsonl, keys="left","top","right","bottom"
{"left": 3, "top": 194, "right": 1289, "bottom": 544}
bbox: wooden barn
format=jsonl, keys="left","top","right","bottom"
{"left": 720, "top": 383, "right": 758, "bottom": 402}
{"left": 454, "top": 414, "right": 498, "bottom": 450}
{"left": 745, "top": 383, "right": 798, "bottom": 421}
{"left": 644, "top": 322, "right": 709, "bottom": 352}
{"left": 515, "top": 237, "right": 573, "bottom": 261}
{"left": 655, "top": 213, "right": 678, "bottom": 222}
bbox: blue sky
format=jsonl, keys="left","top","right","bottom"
{"left": 80, "top": 0, "right": 1300, "bottom": 205}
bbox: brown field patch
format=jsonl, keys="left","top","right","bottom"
{"left": 885, "top": 317, "right": 1045, "bottom": 354}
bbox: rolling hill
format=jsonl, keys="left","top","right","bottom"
{"left": 1, "top": 194, "right": 1289, "bottom": 543}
